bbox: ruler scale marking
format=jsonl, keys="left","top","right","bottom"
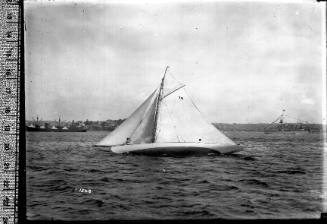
{"left": 0, "top": 0, "right": 22, "bottom": 224}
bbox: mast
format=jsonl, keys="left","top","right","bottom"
{"left": 279, "top": 109, "right": 285, "bottom": 124}
{"left": 279, "top": 109, "right": 285, "bottom": 131}
{"left": 152, "top": 66, "right": 169, "bottom": 142}
{"left": 264, "top": 109, "right": 286, "bottom": 131}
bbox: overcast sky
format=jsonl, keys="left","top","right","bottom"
{"left": 25, "top": 0, "right": 325, "bottom": 123}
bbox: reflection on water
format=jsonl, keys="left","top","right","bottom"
{"left": 27, "top": 131, "right": 323, "bottom": 220}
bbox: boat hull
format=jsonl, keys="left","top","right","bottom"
{"left": 100, "top": 143, "right": 242, "bottom": 155}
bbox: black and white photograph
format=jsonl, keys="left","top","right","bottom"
{"left": 24, "top": 0, "right": 325, "bottom": 220}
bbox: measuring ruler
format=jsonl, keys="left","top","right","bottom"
{"left": 0, "top": 0, "right": 23, "bottom": 224}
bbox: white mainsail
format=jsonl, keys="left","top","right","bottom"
{"left": 96, "top": 67, "right": 241, "bottom": 154}
{"left": 155, "top": 87, "right": 235, "bottom": 145}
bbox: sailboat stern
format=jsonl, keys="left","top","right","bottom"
{"left": 110, "top": 142, "right": 242, "bottom": 155}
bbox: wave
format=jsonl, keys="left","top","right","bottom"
{"left": 239, "top": 179, "right": 269, "bottom": 188}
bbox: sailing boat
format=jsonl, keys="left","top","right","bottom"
{"left": 96, "top": 67, "right": 242, "bottom": 154}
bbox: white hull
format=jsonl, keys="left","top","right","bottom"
{"left": 101, "top": 143, "right": 242, "bottom": 155}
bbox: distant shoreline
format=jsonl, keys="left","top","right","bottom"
{"left": 26, "top": 119, "right": 324, "bottom": 132}
{"left": 213, "top": 123, "right": 323, "bottom": 132}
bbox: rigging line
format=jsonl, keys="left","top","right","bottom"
{"left": 129, "top": 89, "right": 158, "bottom": 140}
{"left": 168, "top": 70, "right": 186, "bottom": 90}
{"left": 170, "top": 97, "right": 184, "bottom": 142}
{"left": 264, "top": 122, "right": 280, "bottom": 130}
{"left": 169, "top": 89, "right": 186, "bottom": 142}
{"left": 184, "top": 87, "right": 211, "bottom": 125}
{"left": 168, "top": 70, "right": 182, "bottom": 83}
{"left": 161, "top": 84, "right": 186, "bottom": 100}
{"left": 151, "top": 88, "right": 161, "bottom": 140}
{"left": 153, "top": 69, "right": 167, "bottom": 142}
{"left": 129, "top": 111, "right": 148, "bottom": 140}
{"left": 268, "top": 114, "right": 301, "bottom": 126}
{"left": 162, "top": 100, "right": 183, "bottom": 142}
{"left": 265, "top": 115, "right": 283, "bottom": 129}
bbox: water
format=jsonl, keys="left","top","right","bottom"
{"left": 26, "top": 131, "right": 323, "bottom": 220}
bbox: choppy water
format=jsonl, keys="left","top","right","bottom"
{"left": 26, "top": 131, "right": 323, "bottom": 220}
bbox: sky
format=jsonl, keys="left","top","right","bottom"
{"left": 25, "top": 0, "right": 325, "bottom": 123}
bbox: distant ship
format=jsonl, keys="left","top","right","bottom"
{"left": 96, "top": 66, "right": 242, "bottom": 154}
{"left": 26, "top": 116, "right": 87, "bottom": 132}
{"left": 264, "top": 110, "right": 311, "bottom": 134}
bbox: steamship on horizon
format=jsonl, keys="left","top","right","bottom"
{"left": 26, "top": 116, "right": 88, "bottom": 132}
{"left": 263, "top": 110, "right": 314, "bottom": 134}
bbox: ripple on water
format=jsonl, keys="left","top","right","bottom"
{"left": 26, "top": 131, "right": 323, "bottom": 220}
